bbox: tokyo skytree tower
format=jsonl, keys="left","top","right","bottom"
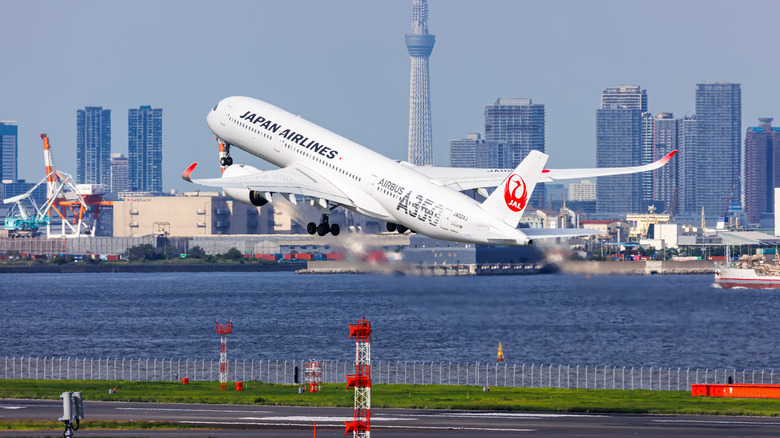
{"left": 405, "top": 0, "right": 435, "bottom": 166}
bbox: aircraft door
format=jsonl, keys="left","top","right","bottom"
{"left": 221, "top": 104, "right": 232, "bottom": 127}
{"left": 440, "top": 208, "right": 451, "bottom": 230}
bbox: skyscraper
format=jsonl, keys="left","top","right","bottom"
{"left": 596, "top": 86, "right": 648, "bottom": 214}
{"left": 695, "top": 82, "right": 741, "bottom": 218}
{"left": 652, "top": 113, "right": 679, "bottom": 213}
{"left": 484, "top": 98, "right": 545, "bottom": 166}
{"left": 449, "top": 133, "right": 482, "bottom": 167}
{"left": 77, "top": 106, "right": 111, "bottom": 185}
{"left": 406, "top": 0, "right": 435, "bottom": 166}
{"left": 110, "top": 153, "right": 130, "bottom": 193}
{"left": 744, "top": 118, "right": 780, "bottom": 224}
{"left": 0, "top": 121, "right": 18, "bottom": 182}
{"left": 128, "top": 106, "right": 163, "bottom": 192}
{"left": 677, "top": 115, "right": 698, "bottom": 214}
{"left": 484, "top": 98, "right": 545, "bottom": 207}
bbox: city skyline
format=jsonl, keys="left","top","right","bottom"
{"left": 2, "top": 1, "right": 778, "bottom": 192}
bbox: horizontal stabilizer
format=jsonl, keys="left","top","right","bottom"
{"left": 521, "top": 228, "right": 603, "bottom": 239}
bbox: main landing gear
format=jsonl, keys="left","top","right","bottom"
{"left": 386, "top": 222, "right": 409, "bottom": 234}
{"left": 308, "top": 214, "right": 340, "bottom": 237}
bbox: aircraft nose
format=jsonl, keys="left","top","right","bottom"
{"left": 206, "top": 103, "right": 219, "bottom": 131}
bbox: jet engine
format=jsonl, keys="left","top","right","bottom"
{"left": 220, "top": 164, "right": 269, "bottom": 206}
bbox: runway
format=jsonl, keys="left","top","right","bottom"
{"left": 3, "top": 399, "right": 780, "bottom": 437}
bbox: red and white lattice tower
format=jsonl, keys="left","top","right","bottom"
{"left": 345, "top": 316, "right": 371, "bottom": 437}
{"left": 305, "top": 359, "right": 323, "bottom": 393}
{"left": 215, "top": 319, "right": 233, "bottom": 391}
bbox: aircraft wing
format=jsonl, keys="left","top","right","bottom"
{"left": 521, "top": 228, "right": 604, "bottom": 239}
{"left": 413, "top": 150, "right": 677, "bottom": 192}
{"left": 182, "top": 162, "right": 356, "bottom": 208}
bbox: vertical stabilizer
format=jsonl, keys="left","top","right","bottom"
{"left": 481, "top": 150, "right": 548, "bottom": 227}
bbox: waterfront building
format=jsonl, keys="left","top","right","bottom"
{"left": 596, "top": 86, "right": 648, "bottom": 214}
{"left": 110, "top": 153, "right": 130, "bottom": 193}
{"left": 744, "top": 118, "right": 780, "bottom": 224}
{"left": 0, "top": 121, "right": 18, "bottom": 182}
{"left": 406, "top": 0, "right": 435, "bottom": 166}
{"left": 113, "top": 192, "right": 273, "bottom": 237}
{"left": 128, "top": 106, "right": 163, "bottom": 193}
{"left": 695, "top": 82, "right": 741, "bottom": 218}
{"left": 77, "top": 106, "right": 111, "bottom": 185}
{"left": 449, "top": 133, "right": 482, "bottom": 167}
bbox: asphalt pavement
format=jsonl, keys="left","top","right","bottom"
{"left": 3, "top": 398, "right": 780, "bottom": 437}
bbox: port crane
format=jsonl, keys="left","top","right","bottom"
{"left": 2, "top": 134, "right": 112, "bottom": 238}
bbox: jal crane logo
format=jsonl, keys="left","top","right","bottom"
{"left": 503, "top": 174, "right": 528, "bottom": 212}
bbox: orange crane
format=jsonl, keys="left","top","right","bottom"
{"left": 40, "top": 134, "right": 113, "bottom": 237}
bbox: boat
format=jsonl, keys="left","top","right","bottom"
{"left": 714, "top": 251, "right": 780, "bottom": 289}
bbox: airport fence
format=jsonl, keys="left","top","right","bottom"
{"left": 2, "top": 356, "right": 775, "bottom": 391}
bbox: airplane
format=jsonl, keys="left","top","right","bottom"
{"left": 183, "top": 96, "right": 676, "bottom": 246}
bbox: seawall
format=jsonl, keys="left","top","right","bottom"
{"left": 558, "top": 260, "right": 714, "bottom": 275}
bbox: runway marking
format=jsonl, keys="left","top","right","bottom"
{"left": 0, "top": 406, "right": 25, "bottom": 410}
{"left": 241, "top": 416, "right": 415, "bottom": 422}
{"left": 116, "top": 407, "right": 272, "bottom": 414}
{"left": 441, "top": 412, "right": 605, "bottom": 419}
{"left": 179, "top": 420, "right": 534, "bottom": 432}
{"left": 654, "top": 419, "right": 780, "bottom": 426}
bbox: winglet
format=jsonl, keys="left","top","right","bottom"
{"left": 659, "top": 149, "right": 677, "bottom": 164}
{"left": 182, "top": 163, "right": 198, "bottom": 182}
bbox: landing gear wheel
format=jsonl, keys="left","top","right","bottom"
{"left": 226, "top": 156, "right": 233, "bottom": 166}
{"left": 220, "top": 157, "right": 228, "bottom": 166}
{"left": 307, "top": 222, "right": 317, "bottom": 235}
{"left": 330, "top": 224, "right": 340, "bottom": 236}
{"left": 317, "top": 223, "right": 329, "bottom": 236}
{"left": 386, "top": 222, "right": 397, "bottom": 232}
{"left": 397, "top": 225, "right": 408, "bottom": 234}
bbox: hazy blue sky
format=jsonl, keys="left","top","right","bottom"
{"left": 2, "top": 0, "right": 778, "bottom": 191}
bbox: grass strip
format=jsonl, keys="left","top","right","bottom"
{"left": 0, "top": 419, "right": 207, "bottom": 431}
{"left": 1, "top": 379, "right": 779, "bottom": 419}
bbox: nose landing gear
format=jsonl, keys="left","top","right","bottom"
{"left": 218, "top": 138, "right": 233, "bottom": 170}
{"left": 307, "top": 214, "right": 340, "bottom": 236}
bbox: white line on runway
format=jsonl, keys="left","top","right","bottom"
{"left": 240, "top": 416, "right": 415, "bottom": 422}
{"left": 116, "top": 407, "right": 272, "bottom": 414}
{"left": 0, "top": 407, "right": 25, "bottom": 410}
{"left": 179, "top": 420, "right": 535, "bottom": 432}
{"left": 654, "top": 419, "right": 780, "bottom": 426}
{"left": 441, "top": 412, "right": 605, "bottom": 419}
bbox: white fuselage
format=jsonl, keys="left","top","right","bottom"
{"left": 206, "top": 96, "right": 531, "bottom": 245}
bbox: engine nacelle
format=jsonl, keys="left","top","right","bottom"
{"left": 220, "top": 164, "right": 269, "bottom": 207}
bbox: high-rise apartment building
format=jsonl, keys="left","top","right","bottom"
{"left": 678, "top": 115, "right": 698, "bottom": 214}
{"left": 110, "top": 153, "right": 130, "bottom": 193}
{"left": 744, "top": 118, "right": 780, "bottom": 224}
{"left": 484, "top": 98, "right": 545, "bottom": 207}
{"left": 695, "top": 82, "right": 741, "bottom": 218}
{"left": 569, "top": 180, "right": 597, "bottom": 201}
{"left": 652, "top": 113, "right": 679, "bottom": 213}
{"left": 484, "top": 98, "right": 545, "bottom": 167}
{"left": 406, "top": 0, "right": 435, "bottom": 166}
{"left": 0, "top": 121, "right": 18, "bottom": 182}
{"left": 77, "top": 106, "right": 111, "bottom": 185}
{"left": 596, "top": 86, "right": 648, "bottom": 214}
{"left": 449, "top": 133, "right": 482, "bottom": 167}
{"left": 128, "top": 106, "right": 163, "bottom": 192}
